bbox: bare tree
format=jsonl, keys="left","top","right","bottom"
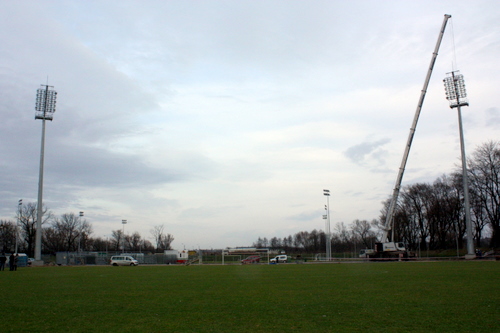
{"left": 151, "top": 225, "right": 164, "bottom": 250}
{"left": 0, "top": 220, "right": 17, "bottom": 253}
{"left": 467, "top": 141, "right": 500, "bottom": 247}
{"left": 111, "top": 229, "right": 124, "bottom": 251}
{"left": 126, "top": 232, "right": 145, "bottom": 252}
{"left": 150, "top": 225, "right": 174, "bottom": 251}
{"left": 269, "top": 237, "right": 281, "bottom": 249}
{"left": 88, "top": 237, "right": 110, "bottom": 252}
{"left": 43, "top": 213, "right": 93, "bottom": 252}
{"left": 17, "top": 202, "right": 52, "bottom": 256}
{"left": 158, "top": 233, "right": 174, "bottom": 251}
{"left": 351, "top": 219, "right": 377, "bottom": 248}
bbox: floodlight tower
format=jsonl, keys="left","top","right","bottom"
{"left": 443, "top": 71, "right": 474, "bottom": 257}
{"left": 323, "top": 189, "right": 331, "bottom": 261}
{"left": 34, "top": 84, "right": 57, "bottom": 262}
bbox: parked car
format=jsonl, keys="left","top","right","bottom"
{"left": 359, "top": 249, "right": 376, "bottom": 258}
{"left": 109, "top": 255, "right": 139, "bottom": 266}
{"left": 270, "top": 255, "right": 288, "bottom": 263}
{"left": 241, "top": 255, "right": 261, "bottom": 264}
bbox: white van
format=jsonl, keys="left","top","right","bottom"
{"left": 270, "top": 255, "right": 288, "bottom": 263}
{"left": 109, "top": 255, "right": 139, "bottom": 266}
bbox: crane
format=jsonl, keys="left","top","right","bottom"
{"left": 361, "top": 15, "right": 452, "bottom": 259}
{"left": 382, "top": 14, "right": 451, "bottom": 243}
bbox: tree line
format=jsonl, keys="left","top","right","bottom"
{"left": 253, "top": 141, "right": 500, "bottom": 254}
{"left": 253, "top": 219, "right": 378, "bottom": 255}
{"left": 0, "top": 203, "right": 174, "bottom": 256}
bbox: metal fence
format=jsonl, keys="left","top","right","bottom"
{"left": 55, "top": 252, "right": 183, "bottom": 266}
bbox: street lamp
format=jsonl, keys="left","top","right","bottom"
{"left": 323, "top": 189, "right": 331, "bottom": 261}
{"left": 443, "top": 71, "right": 474, "bottom": 258}
{"left": 34, "top": 84, "right": 57, "bottom": 262}
{"left": 122, "top": 220, "right": 127, "bottom": 253}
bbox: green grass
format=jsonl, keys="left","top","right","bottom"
{"left": 1, "top": 262, "right": 499, "bottom": 332}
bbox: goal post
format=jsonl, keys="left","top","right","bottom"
{"left": 222, "top": 248, "right": 270, "bottom": 265}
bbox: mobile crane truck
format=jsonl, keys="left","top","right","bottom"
{"left": 360, "top": 14, "right": 452, "bottom": 260}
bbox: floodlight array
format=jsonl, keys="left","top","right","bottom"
{"left": 443, "top": 73, "right": 468, "bottom": 108}
{"left": 35, "top": 86, "right": 57, "bottom": 120}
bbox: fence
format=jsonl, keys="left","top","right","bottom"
{"left": 55, "top": 251, "right": 498, "bottom": 266}
{"left": 55, "top": 252, "right": 190, "bottom": 265}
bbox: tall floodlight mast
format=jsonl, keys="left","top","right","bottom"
{"left": 382, "top": 14, "right": 451, "bottom": 243}
{"left": 34, "top": 84, "right": 57, "bottom": 262}
{"left": 443, "top": 71, "right": 474, "bottom": 257}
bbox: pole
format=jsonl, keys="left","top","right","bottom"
{"left": 323, "top": 207, "right": 328, "bottom": 260}
{"left": 78, "top": 212, "right": 84, "bottom": 254}
{"left": 15, "top": 199, "right": 22, "bottom": 254}
{"left": 34, "top": 120, "right": 47, "bottom": 261}
{"left": 122, "top": 220, "right": 127, "bottom": 253}
{"left": 323, "top": 189, "right": 331, "bottom": 261}
{"left": 326, "top": 198, "right": 331, "bottom": 261}
{"left": 457, "top": 105, "right": 474, "bottom": 256}
{"left": 35, "top": 85, "right": 51, "bottom": 262}
{"left": 446, "top": 71, "right": 474, "bottom": 257}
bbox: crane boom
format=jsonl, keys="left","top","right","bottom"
{"left": 382, "top": 14, "right": 452, "bottom": 243}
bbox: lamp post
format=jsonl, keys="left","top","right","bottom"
{"left": 122, "top": 220, "right": 127, "bottom": 253}
{"left": 78, "top": 212, "right": 84, "bottom": 254}
{"left": 323, "top": 189, "right": 331, "bottom": 261}
{"left": 15, "top": 199, "right": 22, "bottom": 254}
{"left": 0, "top": 224, "right": 5, "bottom": 252}
{"left": 34, "top": 84, "right": 57, "bottom": 262}
{"left": 443, "top": 71, "right": 474, "bottom": 258}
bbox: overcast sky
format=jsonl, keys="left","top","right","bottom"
{"left": 1, "top": 1, "right": 498, "bottom": 249}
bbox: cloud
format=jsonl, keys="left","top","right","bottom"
{"left": 343, "top": 138, "right": 391, "bottom": 166}
{"left": 486, "top": 107, "right": 500, "bottom": 126}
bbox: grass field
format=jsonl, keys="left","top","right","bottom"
{"left": 1, "top": 261, "right": 498, "bottom": 332}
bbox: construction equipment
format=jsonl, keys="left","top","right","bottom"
{"left": 365, "top": 14, "right": 452, "bottom": 259}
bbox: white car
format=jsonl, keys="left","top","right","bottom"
{"left": 270, "top": 255, "right": 288, "bottom": 263}
{"left": 110, "top": 255, "right": 139, "bottom": 266}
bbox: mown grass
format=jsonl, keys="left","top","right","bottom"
{"left": 1, "top": 261, "right": 498, "bottom": 332}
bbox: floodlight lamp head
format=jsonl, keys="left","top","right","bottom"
{"left": 35, "top": 85, "right": 57, "bottom": 120}
{"left": 443, "top": 72, "right": 469, "bottom": 108}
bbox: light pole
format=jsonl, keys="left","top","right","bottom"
{"left": 443, "top": 71, "right": 474, "bottom": 258}
{"left": 78, "top": 212, "right": 84, "bottom": 254}
{"left": 322, "top": 208, "right": 328, "bottom": 261}
{"left": 0, "top": 224, "right": 5, "bottom": 252}
{"left": 122, "top": 220, "right": 127, "bottom": 253}
{"left": 323, "top": 189, "right": 331, "bottom": 261}
{"left": 15, "top": 199, "right": 22, "bottom": 254}
{"left": 34, "top": 84, "right": 57, "bottom": 262}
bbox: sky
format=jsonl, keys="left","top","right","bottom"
{"left": 0, "top": 1, "right": 499, "bottom": 250}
